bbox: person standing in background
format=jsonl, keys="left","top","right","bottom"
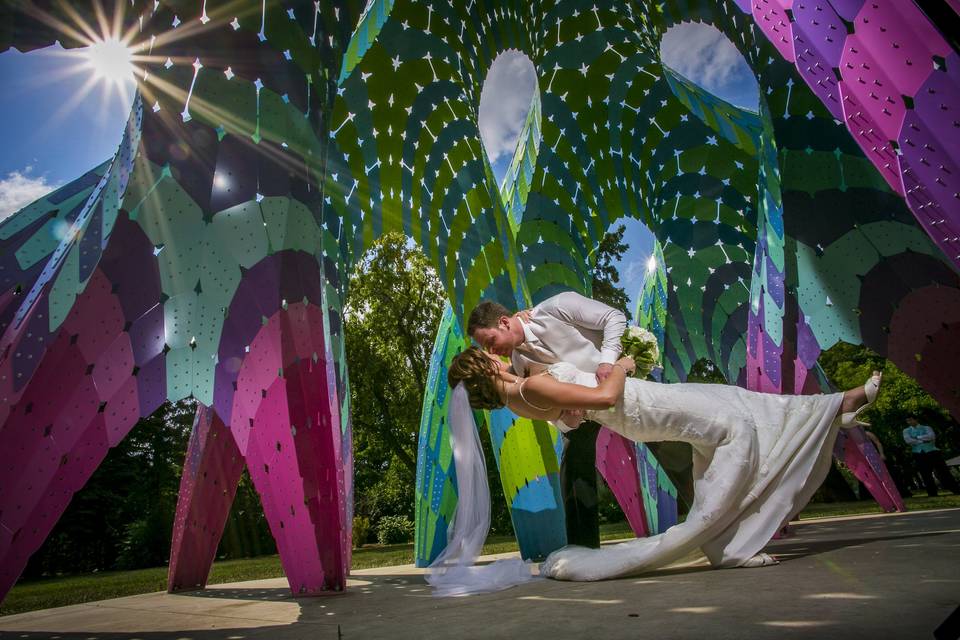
{"left": 902, "top": 417, "right": 959, "bottom": 497}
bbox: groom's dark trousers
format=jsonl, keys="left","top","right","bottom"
{"left": 561, "top": 420, "right": 602, "bottom": 548}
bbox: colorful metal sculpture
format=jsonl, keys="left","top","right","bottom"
{"left": 0, "top": 0, "right": 956, "bottom": 602}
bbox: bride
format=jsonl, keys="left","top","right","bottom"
{"left": 444, "top": 346, "right": 881, "bottom": 582}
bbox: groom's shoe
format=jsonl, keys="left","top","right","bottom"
{"left": 835, "top": 371, "right": 882, "bottom": 429}
{"left": 741, "top": 552, "right": 779, "bottom": 568}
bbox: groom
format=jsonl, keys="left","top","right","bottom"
{"left": 467, "top": 291, "right": 627, "bottom": 549}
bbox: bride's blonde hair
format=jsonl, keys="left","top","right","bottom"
{"left": 447, "top": 347, "right": 505, "bottom": 410}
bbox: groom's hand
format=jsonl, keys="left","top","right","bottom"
{"left": 559, "top": 409, "right": 586, "bottom": 430}
{"left": 595, "top": 363, "right": 614, "bottom": 382}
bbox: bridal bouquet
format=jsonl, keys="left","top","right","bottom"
{"left": 621, "top": 326, "right": 659, "bottom": 378}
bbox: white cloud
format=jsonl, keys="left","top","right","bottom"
{"left": 660, "top": 22, "right": 751, "bottom": 100}
{"left": 478, "top": 51, "right": 537, "bottom": 167}
{"left": 0, "top": 167, "right": 60, "bottom": 221}
{"left": 623, "top": 257, "right": 649, "bottom": 285}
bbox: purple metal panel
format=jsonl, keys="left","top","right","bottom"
{"left": 135, "top": 353, "right": 167, "bottom": 418}
{"left": 897, "top": 51, "right": 960, "bottom": 263}
{"left": 91, "top": 333, "right": 135, "bottom": 402}
{"left": 793, "top": 39, "right": 845, "bottom": 120}
{"left": 829, "top": 0, "right": 865, "bottom": 22}
{"left": 793, "top": 1, "right": 846, "bottom": 67}
{"left": 127, "top": 303, "right": 166, "bottom": 366}
{"left": 71, "top": 271, "right": 126, "bottom": 363}
{"left": 750, "top": 0, "right": 960, "bottom": 269}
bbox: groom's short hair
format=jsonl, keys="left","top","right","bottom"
{"left": 467, "top": 301, "right": 510, "bottom": 336}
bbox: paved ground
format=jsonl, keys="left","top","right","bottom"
{"left": 2, "top": 509, "right": 959, "bottom": 640}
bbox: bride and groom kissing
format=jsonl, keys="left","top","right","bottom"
{"left": 428, "top": 291, "right": 880, "bottom": 593}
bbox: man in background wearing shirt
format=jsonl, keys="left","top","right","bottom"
{"left": 902, "top": 417, "right": 959, "bottom": 497}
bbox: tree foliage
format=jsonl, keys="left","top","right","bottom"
{"left": 686, "top": 358, "right": 727, "bottom": 384}
{"left": 591, "top": 224, "right": 632, "bottom": 321}
{"left": 344, "top": 232, "right": 447, "bottom": 539}
{"left": 818, "top": 342, "right": 959, "bottom": 476}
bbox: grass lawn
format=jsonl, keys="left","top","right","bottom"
{"left": 3, "top": 494, "right": 957, "bottom": 617}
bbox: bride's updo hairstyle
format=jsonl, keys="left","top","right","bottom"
{"left": 447, "top": 346, "right": 505, "bottom": 410}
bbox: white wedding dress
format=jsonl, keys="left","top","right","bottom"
{"left": 540, "top": 363, "right": 844, "bottom": 581}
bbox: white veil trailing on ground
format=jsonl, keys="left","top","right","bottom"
{"left": 425, "top": 383, "right": 539, "bottom": 597}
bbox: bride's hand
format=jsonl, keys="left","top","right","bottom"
{"left": 616, "top": 356, "right": 636, "bottom": 376}
{"left": 514, "top": 309, "right": 533, "bottom": 322}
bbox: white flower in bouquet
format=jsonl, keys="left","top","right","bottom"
{"left": 620, "top": 326, "right": 660, "bottom": 378}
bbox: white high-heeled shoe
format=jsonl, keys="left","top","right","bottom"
{"left": 835, "top": 371, "right": 882, "bottom": 429}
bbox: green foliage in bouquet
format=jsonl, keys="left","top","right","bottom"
{"left": 621, "top": 327, "right": 660, "bottom": 378}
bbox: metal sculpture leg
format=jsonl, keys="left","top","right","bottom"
{"left": 168, "top": 405, "right": 244, "bottom": 592}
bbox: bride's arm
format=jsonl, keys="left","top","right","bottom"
{"left": 522, "top": 357, "right": 634, "bottom": 411}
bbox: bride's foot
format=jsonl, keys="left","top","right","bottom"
{"left": 836, "top": 370, "right": 882, "bottom": 429}
{"left": 741, "top": 552, "right": 779, "bottom": 568}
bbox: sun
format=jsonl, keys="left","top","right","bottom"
{"left": 83, "top": 37, "right": 135, "bottom": 87}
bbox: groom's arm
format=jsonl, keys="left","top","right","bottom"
{"left": 548, "top": 291, "right": 627, "bottom": 366}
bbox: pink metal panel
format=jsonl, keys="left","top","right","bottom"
{"left": 834, "top": 428, "right": 905, "bottom": 512}
{"left": 837, "top": 86, "right": 905, "bottom": 194}
{"left": 596, "top": 427, "right": 650, "bottom": 538}
{"left": 751, "top": 0, "right": 797, "bottom": 63}
{"left": 839, "top": 34, "right": 908, "bottom": 144}
{"left": 224, "top": 303, "right": 348, "bottom": 594}
{"left": 168, "top": 405, "right": 244, "bottom": 592}
{"left": 850, "top": 2, "right": 950, "bottom": 97}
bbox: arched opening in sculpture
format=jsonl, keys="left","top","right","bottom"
{"left": 344, "top": 232, "right": 482, "bottom": 547}
{"left": 477, "top": 50, "right": 538, "bottom": 186}
{"left": 659, "top": 22, "right": 759, "bottom": 112}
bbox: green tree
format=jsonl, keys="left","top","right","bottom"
{"left": 344, "top": 233, "right": 447, "bottom": 537}
{"left": 217, "top": 470, "right": 276, "bottom": 560}
{"left": 591, "top": 224, "right": 632, "bottom": 321}
{"left": 819, "top": 342, "right": 959, "bottom": 474}
{"left": 686, "top": 358, "right": 727, "bottom": 384}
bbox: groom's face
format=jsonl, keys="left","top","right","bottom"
{"left": 473, "top": 316, "right": 521, "bottom": 356}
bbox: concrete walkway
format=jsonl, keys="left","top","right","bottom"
{"left": 2, "top": 509, "right": 959, "bottom": 640}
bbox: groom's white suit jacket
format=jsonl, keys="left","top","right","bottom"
{"left": 510, "top": 291, "right": 627, "bottom": 377}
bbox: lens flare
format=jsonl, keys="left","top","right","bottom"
{"left": 83, "top": 37, "right": 134, "bottom": 86}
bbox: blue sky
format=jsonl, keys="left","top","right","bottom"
{"left": 0, "top": 43, "right": 135, "bottom": 217}
{"left": 0, "top": 22, "right": 757, "bottom": 315}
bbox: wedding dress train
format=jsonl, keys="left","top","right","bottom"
{"left": 540, "top": 363, "right": 844, "bottom": 581}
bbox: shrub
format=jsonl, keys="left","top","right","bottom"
{"left": 376, "top": 515, "right": 414, "bottom": 545}
{"left": 352, "top": 516, "right": 371, "bottom": 548}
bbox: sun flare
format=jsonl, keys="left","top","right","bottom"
{"left": 83, "top": 37, "right": 135, "bottom": 86}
